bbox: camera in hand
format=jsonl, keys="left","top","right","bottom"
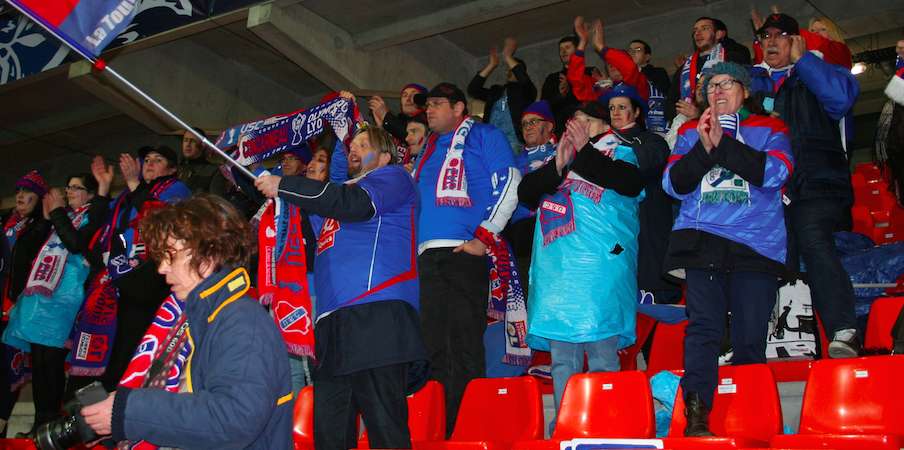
{"left": 34, "top": 381, "right": 108, "bottom": 450}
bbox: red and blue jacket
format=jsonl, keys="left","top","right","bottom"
{"left": 663, "top": 114, "right": 793, "bottom": 264}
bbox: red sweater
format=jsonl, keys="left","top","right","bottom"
{"left": 566, "top": 48, "right": 650, "bottom": 102}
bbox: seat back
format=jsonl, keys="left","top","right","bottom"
{"left": 358, "top": 380, "right": 446, "bottom": 448}
{"left": 646, "top": 321, "right": 687, "bottom": 376}
{"left": 293, "top": 386, "right": 314, "bottom": 450}
{"left": 865, "top": 297, "right": 904, "bottom": 351}
{"left": 451, "top": 376, "right": 544, "bottom": 442}
{"left": 798, "top": 356, "right": 904, "bottom": 435}
{"left": 619, "top": 314, "right": 657, "bottom": 371}
{"left": 553, "top": 371, "right": 655, "bottom": 439}
{"left": 854, "top": 163, "right": 883, "bottom": 183}
{"left": 669, "top": 364, "right": 782, "bottom": 441}
{"left": 408, "top": 380, "right": 446, "bottom": 441}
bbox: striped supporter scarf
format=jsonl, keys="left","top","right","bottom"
{"left": 480, "top": 228, "right": 531, "bottom": 366}
{"left": 700, "top": 113, "right": 750, "bottom": 204}
{"left": 257, "top": 198, "right": 314, "bottom": 357}
{"left": 116, "top": 294, "right": 191, "bottom": 450}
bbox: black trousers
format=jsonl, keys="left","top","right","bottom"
{"left": 681, "top": 269, "right": 778, "bottom": 408}
{"left": 30, "top": 344, "right": 69, "bottom": 427}
{"left": 417, "top": 248, "right": 489, "bottom": 435}
{"left": 789, "top": 198, "right": 857, "bottom": 336}
{"left": 0, "top": 326, "right": 20, "bottom": 437}
{"left": 313, "top": 363, "right": 410, "bottom": 450}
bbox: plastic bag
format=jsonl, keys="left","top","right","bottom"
{"left": 649, "top": 370, "right": 681, "bottom": 437}
{"left": 840, "top": 242, "right": 904, "bottom": 317}
{"left": 3, "top": 256, "right": 89, "bottom": 350}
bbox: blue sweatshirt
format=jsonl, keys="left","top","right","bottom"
{"left": 414, "top": 121, "right": 520, "bottom": 251}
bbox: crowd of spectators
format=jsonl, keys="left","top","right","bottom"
{"left": 0, "top": 7, "right": 899, "bottom": 449}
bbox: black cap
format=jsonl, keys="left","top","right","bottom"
{"left": 138, "top": 145, "right": 179, "bottom": 165}
{"left": 757, "top": 13, "right": 800, "bottom": 36}
{"left": 414, "top": 82, "right": 467, "bottom": 108}
{"left": 576, "top": 101, "right": 609, "bottom": 122}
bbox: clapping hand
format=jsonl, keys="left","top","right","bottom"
{"left": 42, "top": 188, "right": 66, "bottom": 219}
{"left": 574, "top": 16, "right": 589, "bottom": 50}
{"left": 91, "top": 155, "right": 114, "bottom": 196}
{"left": 591, "top": 19, "right": 605, "bottom": 53}
{"left": 502, "top": 37, "right": 518, "bottom": 67}
{"left": 119, "top": 153, "right": 141, "bottom": 191}
{"left": 696, "top": 108, "right": 722, "bottom": 152}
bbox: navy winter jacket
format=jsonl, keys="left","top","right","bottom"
{"left": 111, "top": 267, "right": 294, "bottom": 450}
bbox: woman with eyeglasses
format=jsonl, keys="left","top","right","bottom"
{"left": 601, "top": 84, "right": 681, "bottom": 307}
{"left": 80, "top": 195, "right": 293, "bottom": 450}
{"left": 0, "top": 170, "right": 50, "bottom": 437}
{"left": 3, "top": 163, "right": 110, "bottom": 436}
{"left": 662, "top": 62, "right": 794, "bottom": 436}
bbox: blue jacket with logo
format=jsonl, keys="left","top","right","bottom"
{"left": 279, "top": 165, "right": 419, "bottom": 319}
{"left": 663, "top": 114, "right": 794, "bottom": 270}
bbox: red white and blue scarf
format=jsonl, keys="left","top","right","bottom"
{"left": 539, "top": 133, "right": 620, "bottom": 245}
{"left": 258, "top": 199, "right": 314, "bottom": 358}
{"left": 23, "top": 205, "right": 89, "bottom": 297}
{"left": 416, "top": 117, "right": 476, "bottom": 207}
{"left": 117, "top": 294, "right": 192, "bottom": 450}
{"left": 481, "top": 229, "right": 531, "bottom": 366}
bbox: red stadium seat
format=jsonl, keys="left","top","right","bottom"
{"left": 294, "top": 386, "right": 314, "bottom": 450}
{"left": 851, "top": 205, "right": 874, "bottom": 237}
{"left": 852, "top": 173, "right": 891, "bottom": 213}
{"left": 770, "top": 356, "right": 904, "bottom": 449}
{"left": 864, "top": 297, "right": 904, "bottom": 351}
{"left": 854, "top": 163, "right": 883, "bottom": 183}
{"left": 767, "top": 358, "right": 813, "bottom": 383}
{"left": 619, "top": 313, "right": 657, "bottom": 370}
{"left": 646, "top": 321, "right": 687, "bottom": 376}
{"left": 512, "top": 371, "right": 654, "bottom": 450}
{"left": 358, "top": 380, "right": 446, "bottom": 448}
{"left": 0, "top": 439, "right": 37, "bottom": 449}
{"left": 416, "top": 377, "right": 544, "bottom": 450}
{"left": 663, "top": 364, "right": 782, "bottom": 449}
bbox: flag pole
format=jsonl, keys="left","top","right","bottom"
{"left": 100, "top": 63, "right": 257, "bottom": 180}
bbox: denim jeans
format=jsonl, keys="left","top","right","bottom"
{"left": 789, "top": 198, "right": 856, "bottom": 335}
{"left": 549, "top": 336, "right": 621, "bottom": 416}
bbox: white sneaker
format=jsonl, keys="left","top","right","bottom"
{"left": 828, "top": 328, "right": 860, "bottom": 359}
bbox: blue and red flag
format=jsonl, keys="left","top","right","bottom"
{"left": 6, "top": 0, "right": 140, "bottom": 61}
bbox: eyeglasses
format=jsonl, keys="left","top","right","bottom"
{"left": 144, "top": 156, "right": 168, "bottom": 165}
{"left": 521, "top": 119, "right": 544, "bottom": 129}
{"left": 706, "top": 79, "right": 740, "bottom": 93}
{"left": 758, "top": 31, "right": 790, "bottom": 41}
{"left": 425, "top": 99, "right": 450, "bottom": 109}
{"left": 626, "top": 47, "right": 645, "bottom": 54}
{"left": 65, "top": 185, "right": 88, "bottom": 192}
{"left": 161, "top": 247, "right": 191, "bottom": 265}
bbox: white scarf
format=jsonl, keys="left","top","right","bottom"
{"left": 435, "top": 117, "right": 476, "bottom": 207}
{"left": 23, "top": 206, "right": 89, "bottom": 297}
{"left": 699, "top": 113, "right": 751, "bottom": 204}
